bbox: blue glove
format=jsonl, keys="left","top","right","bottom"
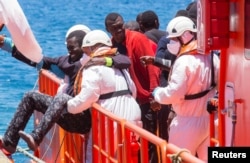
{"left": 51, "top": 64, "right": 65, "bottom": 79}
{"left": 36, "top": 59, "right": 44, "bottom": 71}
{"left": 152, "top": 87, "right": 160, "bottom": 97}
{"left": 1, "top": 37, "right": 14, "bottom": 53}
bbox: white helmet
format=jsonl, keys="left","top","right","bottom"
{"left": 166, "top": 16, "right": 197, "bottom": 38}
{"left": 82, "top": 30, "right": 112, "bottom": 47}
{"left": 65, "top": 24, "right": 91, "bottom": 39}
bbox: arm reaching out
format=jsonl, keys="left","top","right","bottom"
{"left": 140, "top": 56, "right": 171, "bottom": 71}
{"left": 84, "top": 54, "right": 131, "bottom": 69}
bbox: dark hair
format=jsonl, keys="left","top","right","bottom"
{"left": 67, "top": 30, "right": 86, "bottom": 46}
{"left": 140, "top": 10, "right": 159, "bottom": 29}
{"left": 124, "top": 21, "right": 140, "bottom": 31}
{"left": 136, "top": 12, "right": 143, "bottom": 23}
{"left": 105, "top": 12, "right": 123, "bottom": 28}
{"left": 187, "top": 1, "right": 197, "bottom": 25}
{"left": 175, "top": 9, "right": 189, "bottom": 17}
{"left": 186, "top": 1, "right": 196, "bottom": 11}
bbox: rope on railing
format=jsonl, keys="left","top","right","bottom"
{"left": 16, "top": 146, "right": 45, "bottom": 163}
{"left": 167, "top": 148, "right": 190, "bottom": 163}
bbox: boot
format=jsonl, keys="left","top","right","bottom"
{"left": 18, "top": 131, "right": 38, "bottom": 151}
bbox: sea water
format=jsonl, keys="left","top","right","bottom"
{"left": 0, "top": 0, "right": 192, "bottom": 162}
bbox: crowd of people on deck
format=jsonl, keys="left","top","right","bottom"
{"left": 0, "top": 1, "right": 220, "bottom": 163}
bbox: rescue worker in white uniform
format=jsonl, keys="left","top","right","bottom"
{"left": 67, "top": 30, "right": 141, "bottom": 163}
{"left": 141, "top": 16, "right": 220, "bottom": 162}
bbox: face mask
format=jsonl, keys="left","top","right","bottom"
{"left": 167, "top": 39, "right": 181, "bottom": 55}
{"left": 180, "top": 31, "right": 194, "bottom": 45}
{"left": 80, "top": 53, "right": 91, "bottom": 66}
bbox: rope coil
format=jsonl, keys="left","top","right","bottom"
{"left": 167, "top": 148, "right": 190, "bottom": 163}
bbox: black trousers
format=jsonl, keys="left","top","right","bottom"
{"left": 3, "top": 91, "right": 91, "bottom": 148}
{"left": 158, "top": 104, "right": 171, "bottom": 141}
{"left": 139, "top": 102, "right": 171, "bottom": 163}
{"left": 140, "top": 102, "right": 158, "bottom": 163}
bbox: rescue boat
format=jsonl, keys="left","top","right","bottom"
{"left": 32, "top": 0, "right": 250, "bottom": 162}
{"left": 1, "top": 0, "right": 249, "bottom": 162}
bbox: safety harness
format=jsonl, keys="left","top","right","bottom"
{"left": 169, "top": 40, "right": 216, "bottom": 100}
{"left": 99, "top": 69, "right": 132, "bottom": 100}
{"left": 184, "top": 51, "right": 216, "bottom": 100}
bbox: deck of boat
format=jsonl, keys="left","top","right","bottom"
{"left": 0, "top": 150, "right": 13, "bottom": 163}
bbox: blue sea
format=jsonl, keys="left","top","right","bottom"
{"left": 0, "top": 0, "right": 192, "bottom": 162}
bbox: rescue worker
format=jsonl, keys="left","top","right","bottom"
{"left": 140, "top": 16, "right": 220, "bottom": 162}
{"left": 73, "top": 29, "right": 141, "bottom": 163}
